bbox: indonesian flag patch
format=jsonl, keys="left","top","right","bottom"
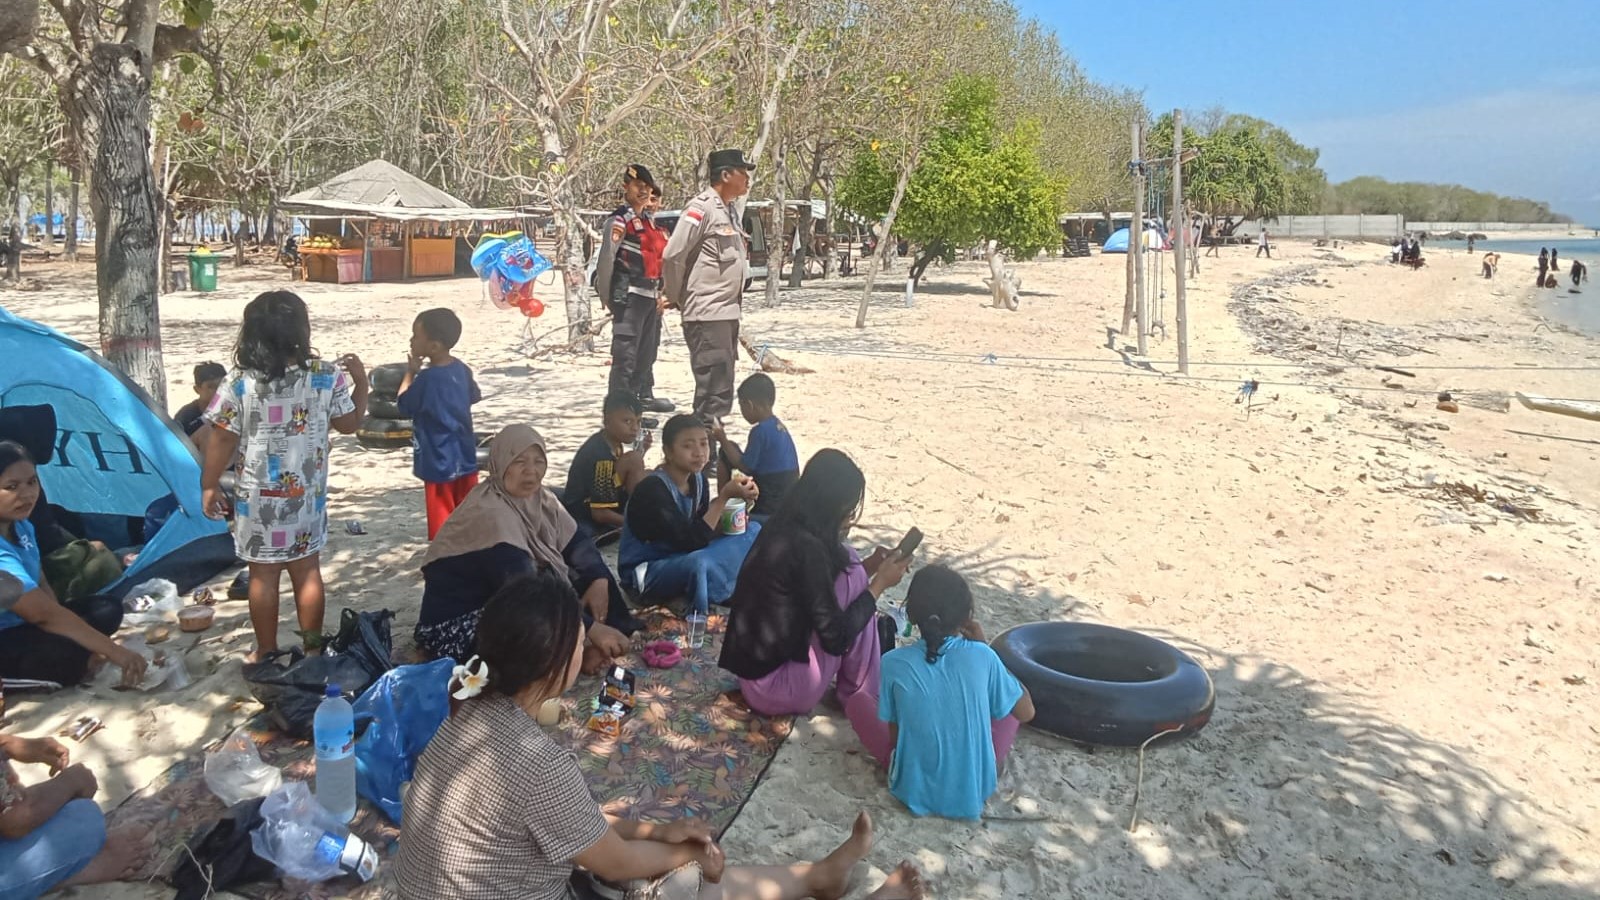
{"left": 684, "top": 208, "right": 704, "bottom": 223}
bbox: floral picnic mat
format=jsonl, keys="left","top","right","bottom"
{"left": 108, "top": 610, "right": 791, "bottom": 899}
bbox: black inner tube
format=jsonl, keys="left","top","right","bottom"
{"left": 1033, "top": 644, "right": 1175, "bottom": 683}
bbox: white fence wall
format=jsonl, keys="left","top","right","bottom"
{"left": 1407, "top": 222, "right": 1568, "bottom": 233}
{"left": 1240, "top": 215, "right": 1405, "bottom": 240}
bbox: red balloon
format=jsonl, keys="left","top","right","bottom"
{"left": 519, "top": 297, "right": 544, "bottom": 318}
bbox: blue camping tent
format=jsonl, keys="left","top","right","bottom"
{"left": 0, "top": 307, "right": 233, "bottom": 596}
{"left": 1100, "top": 227, "right": 1169, "bottom": 254}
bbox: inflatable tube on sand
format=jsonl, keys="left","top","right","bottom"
{"left": 994, "top": 622, "right": 1214, "bottom": 747}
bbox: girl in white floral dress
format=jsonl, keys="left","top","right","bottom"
{"left": 201, "top": 291, "right": 368, "bottom": 661}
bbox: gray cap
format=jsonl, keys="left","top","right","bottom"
{"left": 0, "top": 571, "right": 22, "bottom": 612}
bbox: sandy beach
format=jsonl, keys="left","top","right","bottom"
{"left": 2, "top": 238, "right": 1598, "bottom": 898}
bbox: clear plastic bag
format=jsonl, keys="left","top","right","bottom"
{"left": 93, "top": 635, "right": 189, "bottom": 692}
{"left": 122, "top": 578, "right": 181, "bottom": 626}
{"left": 204, "top": 726, "right": 283, "bottom": 807}
{"left": 250, "top": 782, "right": 378, "bottom": 884}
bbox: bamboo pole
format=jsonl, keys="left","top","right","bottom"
{"left": 1172, "top": 109, "right": 1189, "bottom": 374}
{"left": 1131, "top": 120, "right": 1147, "bottom": 357}
{"left": 1120, "top": 119, "right": 1137, "bottom": 340}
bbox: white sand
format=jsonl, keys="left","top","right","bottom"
{"left": 4, "top": 239, "right": 1598, "bottom": 898}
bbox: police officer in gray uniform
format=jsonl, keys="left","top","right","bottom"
{"left": 661, "top": 148, "right": 755, "bottom": 439}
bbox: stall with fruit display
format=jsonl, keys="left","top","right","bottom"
{"left": 282, "top": 160, "right": 522, "bottom": 284}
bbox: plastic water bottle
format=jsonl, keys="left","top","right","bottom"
{"left": 313, "top": 685, "right": 357, "bottom": 823}
{"left": 251, "top": 783, "right": 379, "bottom": 883}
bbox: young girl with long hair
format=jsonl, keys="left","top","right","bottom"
{"left": 200, "top": 290, "right": 368, "bottom": 661}
{"left": 878, "top": 565, "right": 1034, "bottom": 820}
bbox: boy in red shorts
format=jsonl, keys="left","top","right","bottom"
{"left": 398, "top": 308, "right": 482, "bottom": 539}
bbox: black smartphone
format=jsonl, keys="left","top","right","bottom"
{"left": 895, "top": 527, "right": 924, "bottom": 558}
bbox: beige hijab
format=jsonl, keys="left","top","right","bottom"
{"left": 424, "top": 424, "right": 575, "bottom": 577}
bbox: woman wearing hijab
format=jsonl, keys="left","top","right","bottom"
{"left": 415, "top": 425, "right": 638, "bottom": 668}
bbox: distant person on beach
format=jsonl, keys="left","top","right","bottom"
{"left": 1550, "top": 248, "right": 1559, "bottom": 274}
{"left": 1481, "top": 252, "right": 1500, "bottom": 279}
{"left": 1203, "top": 220, "right": 1220, "bottom": 257}
{"left": 1538, "top": 248, "right": 1549, "bottom": 286}
{"left": 1572, "top": 259, "right": 1588, "bottom": 287}
{"left": 1256, "top": 227, "right": 1271, "bottom": 258}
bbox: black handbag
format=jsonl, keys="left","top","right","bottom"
{"left": 241, "top": 609, "right": 394, "bottom": 739}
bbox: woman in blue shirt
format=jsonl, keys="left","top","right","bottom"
{"left": 0, "top": 441, "right": 146, "bottom": 687}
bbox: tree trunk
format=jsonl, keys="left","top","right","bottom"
{"left": 909, "top": 241, "right": 940, "bottom": 288}
{"left": 82, "top": 41, "right": 167, "bottom": 406}
{"left": 556, "top": 200, "right": 593, "bottom": 349}
{"left": 42, "top": 157, "right": 54, "bottom": 248}
{"left": 854, "top": 158, "right": 913, "bottom": 328}
{"left": 790, "top": 142, "right": 825, "bottom": 289}
{"left": 5, "top": 174, "right": 19, "bottom": 280}
{"left": 986, "top": 240, "right": 1018, "bottom": 311}
{"left": 64, "top": 172, "right": 79, "bottom": 261}
{"left": 822, "top": 179, "right": 837, "bottom": 280}
{"left": 263, "top": 195, "right": 278, "bottom": 244}
{"left": 763, "top": 145, "right": 786, "bottom": 309}
{"left": 233, "top": 201, "right": 247, "bottom": 266}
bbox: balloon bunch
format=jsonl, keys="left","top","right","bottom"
{"left": 471, "top": 231, "right": 553, "bottom": 317}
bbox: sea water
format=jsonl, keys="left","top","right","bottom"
{"left": 1439, "top": 237, "right": 1600, "bottom": 335}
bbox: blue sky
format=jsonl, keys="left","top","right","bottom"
{"left": 1015, "top": 0, "right": 1600, "bottom": 226}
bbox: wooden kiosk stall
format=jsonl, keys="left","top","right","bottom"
{"left": 283, "top": 160, "right": 520, "bottom": 284}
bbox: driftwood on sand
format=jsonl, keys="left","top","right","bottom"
{"left": 984, "top": 240, "right": 1020, "bottom": 311}
{"left": 741, "top": 336, "right": 813, "bottom": 374}
{"left": 1516, "top": 392, "right": 1600, "bottom": 422}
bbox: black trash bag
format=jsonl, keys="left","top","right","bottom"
{"left": 170, "top": 797, "right": 279, "bottom": 900}
{"left": 242, "top": 609, "right": 394, "bottom": 739}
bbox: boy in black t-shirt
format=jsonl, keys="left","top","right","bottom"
{"left": 173, "top": 362, "right": 226, "bottom": 448}
{"left": 562, "top": 390, "right": 653, "bottom": 536}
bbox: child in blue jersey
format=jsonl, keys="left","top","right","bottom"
{"left": 711, "top": 373, "right": 799, "bottom": 518}
{"left": 878, "top": 565, "right": 1034, "bottom": 820}
{"left": 398, "top": 308, "right": 482, "bottom": 540}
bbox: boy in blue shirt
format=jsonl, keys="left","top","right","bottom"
{"left": 711, "top": 373, "right": 799, "bottom": 517}
{"left": 879, "top": 565, "right": 1034, "bottom": 820}
{"left": 397, "top": 308, "right": 482, "bottom": 540}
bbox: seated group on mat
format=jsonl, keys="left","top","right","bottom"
{"left": 1, "top": 286, "right": 1028, "bottom": 898}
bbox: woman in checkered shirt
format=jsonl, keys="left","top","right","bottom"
{"left": 394, "top": 568, "right": 926, "bottom": 900}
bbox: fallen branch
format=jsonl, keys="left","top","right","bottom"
{"left": 1374, "top": 366, "right": 1415, "bottom": 378}
{"left": 524, "top": 314, "right": 613, "bottom": 359}
{"left": 740, "top": 336, "right": 813, "bottom": 374}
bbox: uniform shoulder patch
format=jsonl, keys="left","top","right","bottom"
{"left": 684, "top": 208, "right": 704, "bottom": 223}
{"left": 610, "top": 222, "right": 626, "bottom": 242}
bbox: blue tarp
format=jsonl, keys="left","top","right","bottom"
{"left": 0, "top": 307, "right": 233, "bottom": 595}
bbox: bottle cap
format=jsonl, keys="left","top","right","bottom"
{"left": 325, "top": 685, "right": 340, "bottom": 698}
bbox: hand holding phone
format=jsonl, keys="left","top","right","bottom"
{"left": 894, "top": 527, "right": 923, "bottom": 559}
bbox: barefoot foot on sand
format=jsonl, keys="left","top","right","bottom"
{"left": 866, "top": 861, "right": 927, "bottom": 900}
{"left": 809, "top": 811, "right": 874, "bottom": 900}
{"left": 62, "top": 827, "right": 152, "bottom": 887}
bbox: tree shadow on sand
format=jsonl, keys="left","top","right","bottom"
{"left": 967, "top": 581, "right": 1594, "bottom": 898}
{"left": 730, "top": 545, "right": 1596, "bottom": 898}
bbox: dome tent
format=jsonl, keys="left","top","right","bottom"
{"left": 0, "top": 307, "right": 234, "bottom": 597}
{"left": 1100, "top": 227, "right": 1169, "bottom": 254}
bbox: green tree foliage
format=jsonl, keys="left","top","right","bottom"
{"left": 1217, "top": 114, "right": 1325, "bottom": 215}
{"left": 1324, "top": 176, "right": 1571, "bottom": 223}
{"left": 838, "top": 76, "right": 1059, "bottom": 287}
{"left": 1149, "top": 113, "right": 1287, "bottom": 222}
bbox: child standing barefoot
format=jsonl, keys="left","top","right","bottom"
{"left": 200, "top": 290, "right": 368, "bottom": 661}
{"left": 879, "top": 564, "right": 1035, "bottom": 820}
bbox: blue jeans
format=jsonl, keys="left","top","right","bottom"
{"left": 0, "top": 798, "right": 107, "bottom": 899}
{"left": 635, "top": 525, "right": 761, "bottom": 615}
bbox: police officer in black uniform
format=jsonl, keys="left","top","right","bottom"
{"left": 595, "top": 164, "right": 674, "bottom": 413}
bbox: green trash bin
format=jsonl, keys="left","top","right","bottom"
{"left": 187, "top": 253, "right": 219, "bottom": 293}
